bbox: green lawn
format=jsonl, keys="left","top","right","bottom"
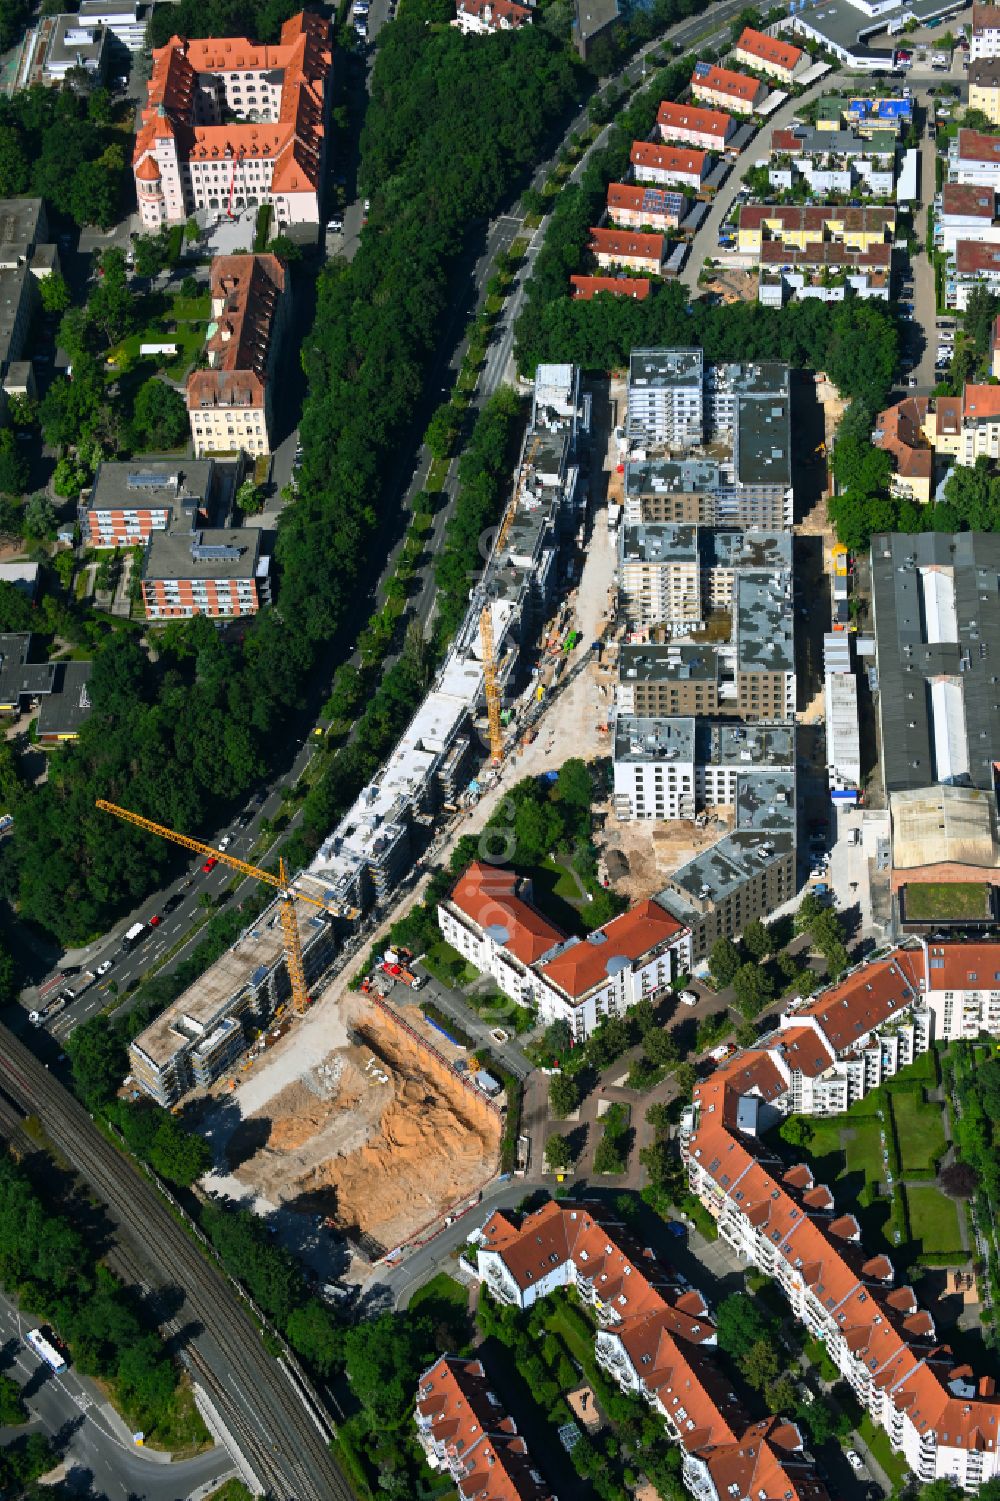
{"left": 905, "top": 1185, "right": 964, "bottom": 1260}
{"left": 410, "top": 1272, "right": 469, "bottom": 1318}
{"left": 858, "top": 1412, "right": 910, "bottom": 1489}
{"left": 421, "top": 939, "right": 481, "bottom": 989}
{"left": 890, "top": 1090, "right": 946, "bottom": 1177}
{"left": 903, "top": 882, "right": 990, "bottom": 921}
{"left": 843, "top": 1118, "right": 885, "bottom": 1185}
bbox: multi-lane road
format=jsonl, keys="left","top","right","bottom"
{"left": 0, "top": 1288, "right": 234, "bottom": 1501}
{"left": 0, "top": 1027, "right": 352, "bottom": 1501}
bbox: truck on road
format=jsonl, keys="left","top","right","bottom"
{"left": 121, "top": 922, "right": 148, "bottom": 952}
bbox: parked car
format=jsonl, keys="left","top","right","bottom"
{"left": 846, "top": 1451, "right": 864, "bottom": 1472}
{"left": 679, "top": 990, "right": 699, "bottom": 1007}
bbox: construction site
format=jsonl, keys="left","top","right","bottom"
{"left": 198, "top": 985, "right": 502, "bottom": 1263}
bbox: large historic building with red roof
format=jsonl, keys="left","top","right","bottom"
{"left": 132, "top": 11, "right": 332, "bottom": 231}
{"left": 438, "top": 863, "right": 692, "bottom": 1037}
{"left": 682, "top": 940, "right": 1000, "bottom": 1487}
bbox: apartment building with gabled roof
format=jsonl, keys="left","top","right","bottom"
{"left": 682, "top": 942, "right": 1000, "bottom": 1488}
{"left": 187, "top": 253, "right": 290, "bottom": 458}
{"left": 733, "top": 26, "right": 808, "bottom": 84}
{"left": 473, "top": 1198, "right": 832, "bottom": 1500}
{"left": 630, "top": 141, "right": 711, "bottom": 190}
{"left": 439, "top": 873, "right": 691, "bottom": 1039}
{"left": 657, "top": 99, "right": 734, "bottom": 152}
{"left": 690, "top": 62, "right": 768, "bottom": 116}
{"left": 414, "top": 1355, "right": 555, "bottom": 1501}
{"left": 571, "top": 274, "right": 652, "bottom": 300}
{"left": 132, "top": 10, "right": 331, "bottom": 230}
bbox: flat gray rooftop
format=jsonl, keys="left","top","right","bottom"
{"left": 144, "top": 528, "right": 260, "bottom": 582}
{"left": 737, "top": 571, "right": 794, "bottom": 673}
{"left": 657, "top": 828, "right": 794, "bottom": 908}
{"left": 90, "top": 459, "right": 217, "bottom": 513}
{"left": 0, "top": 199, "right": 45, "bottom": 262}
{"left": 629, "top": 347, "right": 703, "bottom": 389}
{"left": 736, "top": 395, "right": 791, "bottom": 488}
{"left": 736, "top": 769, "right": 796, "bottom": 832}
{"left": 614, "top": 715, "right": 696, "bottom": 763}
{"left": 871, "top": 531, "right": 1000, "bottom": 793}
{"left": 618, "top": 643, "right": 720, "bottom": 683}
{"left": 625, "top": 458, "right": 725, "bottom": 497}
{"left": 699, "top": 722, "right": 795, "bottom": 767}
{"left": 707, "top": 529, "right": 792, "bottom": 573}
{"left": 620, "top": 523, "right": 698, "bottom": 565}
{"left": 711, "top": 361, "right": 791, "bottom": 401}
{"left": 0, "top": 266, "right": 31, "bottom": 367}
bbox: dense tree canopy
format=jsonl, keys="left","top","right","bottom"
{"left": 0, "top": 88, "right": 126, "bottom": 228}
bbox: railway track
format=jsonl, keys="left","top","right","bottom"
{"left": 0, "top": 1026, "right": 354, "bottom": 1501}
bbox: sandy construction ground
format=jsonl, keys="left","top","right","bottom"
{"left": 200, "top": 990, "right": 500, "bottom": 1254}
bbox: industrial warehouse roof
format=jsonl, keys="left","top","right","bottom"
{"left": 890, "top": 785, "right": 998, "bottom": 872}
{"left": 870, "top": 532, "right": 1000, "bottom": 793}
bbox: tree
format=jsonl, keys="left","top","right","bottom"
{"left": 236, "top": 479, "right": 265, "bottom": 514}
{"left": 286, "top": 1299, "right": 343, "bottom": 1375}
{"left": 766, "top": 1373, "right": 799, "bottom": 1415}
{"left": 342, "top": 1311, "right": 432, "bottom": 1428}
{"left": 0, "top": 1373, "right": 26, "bottom": 1425}
{"left": 645, "top": 1028, "right": 679, "bottom": 1068}
{"left": 939, "top": 1160, "right": 979, "bottom": 1198}
{"left": 709, "top": 937, "right": 741, "bottom": 988}
{"left": 549, "top": 1072, "right": 580, "bottom": 1118}
{"left": 24, "top": 493, "right": 55, "bottom": 539}
{"left": 544, "top": 1133, "right": 573, "bottom": 1171}
{"left": 732, "top": 962, "right": 774, "bottom": 1019}
{"left": 39, "top": 272, "right": 71, "bottom": 315}
{"left": 132, "top": 378, "right": 188, "bottom": 449}
{"left": 742, "top": 920, "right": 771, "bottom": 961}
{"left": 675, "top": 1062, "right": 697, "bottom": 1094}
{"left": 425, "top": 402, "right": 459, "bottom": 461}
{"left": 52, "top": 456, "right": 89, "bottom": 500}
{"left": 780, "top": 1115, "right": 814, "bottom": 1150}
{"left": 715, "top": 1293, "right": 772, "bottom": 1357}
{"left": 0, "top": 430, "right": 28, "bottom": 497}
{"left": 742, "top": 1337, "right": 780, "bottom": 1392}
{"left": 66, "top": 1016, "right": 128, "bottom": 1110}
{"left": 88, "top": 249, "right": 133, "bottom": 344}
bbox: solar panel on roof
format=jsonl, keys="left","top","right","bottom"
{"left": 693, "top": 60, "right": 711, "bottom": 76}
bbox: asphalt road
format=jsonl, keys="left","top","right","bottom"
{"left": 0, "top": 1290, "right": 233, "bottom": 1501}
{"left": 0, "top": 1027, "right": 351, "bottom": 1501}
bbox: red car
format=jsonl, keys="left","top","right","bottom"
{"left": 149, "top": 914, "right": 161, "bottom": 926}
{"left": 202, "top": 857, "right": 217, "bottom": 873}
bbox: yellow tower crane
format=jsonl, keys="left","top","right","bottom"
{"left": 479, "top": 605, "right": 503, "bottom": 767}
{"left": 95, "top": 799, "right": 330, "bottom": 1016}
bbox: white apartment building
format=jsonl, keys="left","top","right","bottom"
{"left": 971, "top": 1, "right": 1000, "bottom": 60}
{"left": 438, "top": 868, "right": 691, "bottom": 1041}
{"left": 618, "top": 523, "right": 701, "bottom": 631}
{"left": 948, "top": 128, "right": 1000, "bottom": 188}
{"left": 923, "top": 941, "right": 1000, "bottom": 1040}
{"left": 613, "top": 718, "right": 795, "bottom": 823}
{"left": 627, "top": 348, "right": 704, "bottom": 449}
{"left": 682, "top": 940, "right": 1000, "bottom": 1491}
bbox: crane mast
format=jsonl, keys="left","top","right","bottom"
{"left": 479, "top": 605, "right": 503, "bottom": 767}
{"left": 95, "top": 800, "right": 323, "bottom": 1016}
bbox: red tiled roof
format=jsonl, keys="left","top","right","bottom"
{"left": 630, "top": 141, "right": 708, "bottom": 177}
{"left": 759, "top": 241, "right": 890, "bottom": 270}
{"left": 955, "top": 240, "right": 1000, "bottom": 275}
{"left": 873, "top": 397, "right": 933, "bottom": 482}
{"left": 936, "top": 395, "right": 962, "bottom": 434}
{"left": 691, "top": 63, "right": 765, "bottom": 104}
{"left": 957, "top": 127, "right": 1000, "bottom": 163}
{"left": 974, "top": 2, "right": 1000, "bottom": 29}
{"left": 699, "top": 1417, "right": 830, "bottom": 1501}
{"left": 688, "top": 944, "right": 1000, "bottom": 1459}
{"left": 446, "top": 863, "right": 564, "bottom": 966}
{"left": 923, "top": 941, "right": 1000, "bottom": 990}
{"left": 457, "top": 0, "right": 533, "bottom": 24}
{"left": 416, "top": 1356, "right": 554, "bottom": 1501}
{"left": 136, "top": 11, "right": 330, "bottom": 195}
{"left": 774, "top": 1025, "right": 834, "bottom": 1078}
{"left": 588, "top": 227, "right": 665, "bottom": 261}
{"left": 965, "top": 381, "right": 1000, "bottom": 420}
{"left": 607, "top": 183, "right": 682, "bottom": 219}
{"left": 735, "top": 26, "right": 803, "bottom": 72}
{"left": 739, "top": 203, "right": 895, "bottom": 233}
{"left": 570, "top": 274, "right": 651, "bottom": 300}
{"left": 796, "top": 954, "right": 921, "bottom": 1053}
{"left": 657, "top": 99, "right": 732, "bottom": 142}
{"left": 187, "top": 253, "right": 285, "bottom": 415}
{"left": 771, "top": 127, "right": 804, "bottom": 154}
{"left": 539, "top": 899, "right": 684, "bottom": 1000}
{"left": 941, "top": 183, "right": 997, "bottom": 219}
